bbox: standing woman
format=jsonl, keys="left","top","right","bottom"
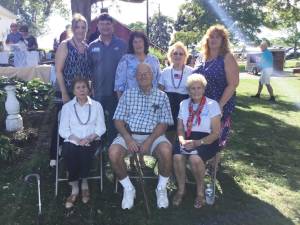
{"left": 49, "top": 13, "right": 91, "bottom": 167}
{"left": 193, "top": 24, "right": 239, "bottom": 149}
{"left": 114, "top": 31, "right": 161, "bottom": 98}
{"left": 159, "top": 41, "right": 193, "bottom": 130}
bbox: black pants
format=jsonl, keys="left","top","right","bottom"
{"left": 49, "top": 92, "right": 73, "bottom": 160}
{"left": 62, "top": 142, "right": 96, "bottom": 182}
{"left": 167, "top": 92, "right": 189, "bottom": 130}
{"left": 96, "top": 94, "right": 118, "bottom": 146}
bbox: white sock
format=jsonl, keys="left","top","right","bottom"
{"left": 81, "top": 178, "right": 89, "bottom": 190}
{"left": 119, "top": 176, "right": 134, "bottom": 190}
{"left": 69, "top": 181, "right": 79, "bottom": 195}
{"left": 157, "top": 175, "right": 169, "bottom": 190}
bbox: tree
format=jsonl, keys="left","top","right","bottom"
{"left": 264, "top": 0, "right": 300, "bottom": 53}
{"left": 0, "top": 0, "right": 68, "bottom": 35}
{"left": 174, "top": 0, "right": 267, "bottom": 45}
{"left": 172, "top": 31, "right": 199, "bottom": 49}
{"left": 70, "top": 0, "right": 145, "bottom": 24}
{"left": 149, "top": 13, "right": 173, "bottom": 51}
{"left": 128, "top": 21, "right": 146, "bottom": 32}
{"left": 0, "top": 0, "right": 146, "bottom": 35}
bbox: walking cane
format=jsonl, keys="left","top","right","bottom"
{"left": 133, "top": 152, "right": 151, "bottom": 217}
{"left": 25, "top": 174, "right": 42, "bottom": 224}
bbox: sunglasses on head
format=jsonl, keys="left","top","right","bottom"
{"left": 173, "top": 52, "right": 184, "bottom": 56}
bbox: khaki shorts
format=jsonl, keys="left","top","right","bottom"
{"left": 112, "top": 134, "right": 171, "bottom": 155}
{"left": 260, "top": 68, "right": 273, "bottom": 85}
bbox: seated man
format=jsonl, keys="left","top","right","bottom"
{"left": 109, "top": 63, "right": 173, "bottom": 209}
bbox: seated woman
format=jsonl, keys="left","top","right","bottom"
{"left": 172, "top": 74, "right": 221, "bottom": 208}
{"left": 59, "top": 77, "right": 106, "bottom": 209}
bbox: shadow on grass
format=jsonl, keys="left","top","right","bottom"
{"left": 0, "top": 154, "right": 296, "bottom": 225}
{"left": 236, "top": 94, "right": 300, "bottom": 112}
{"left": 0, "top": 98, "right": 299, "bottom": 225}
{"left": 228, "top": 97, "right": 300, "bottom": 191}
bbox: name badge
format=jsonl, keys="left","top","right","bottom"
{"left": 92, "top": 47, "right": 100, "bottom": 52}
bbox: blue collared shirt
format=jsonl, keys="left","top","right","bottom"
{"left": 88, "top": 35, "right": 127, "bottom": 100}
{"left": 113, "top": 87, "right": 173, "bottom": 133}
{"left": 114, "top": 54, "right": 161, "bottom": 92}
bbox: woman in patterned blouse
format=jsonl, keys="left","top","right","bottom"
{"left": 114, "top": 31, "right": 161, "bottom": 98}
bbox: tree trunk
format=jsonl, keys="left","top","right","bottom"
{"left": 71, "top": 0, "right": 93, "bottom": 24}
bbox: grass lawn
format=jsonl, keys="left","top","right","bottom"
{"left": 285, "top": 58, "right": 300, "bottom": 68}
{"left": 0, "top": 76, "right": 300, "bottom": 225}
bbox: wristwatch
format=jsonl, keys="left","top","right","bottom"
{"left": 200, "top": 139, "right": 205, "bottom": 145}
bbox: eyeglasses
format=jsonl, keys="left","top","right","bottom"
{"left": 137, "top": 72, "right": 152, "bottom": 77}
{"left": 173, "top": 52, "right": 184, "bottom": 56}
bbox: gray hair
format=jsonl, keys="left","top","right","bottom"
{"left": 186, "top": 73, "right": 207, "bottom": 89}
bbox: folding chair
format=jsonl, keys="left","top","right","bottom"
{"left": 54, "top": 111, "right": 104, "bottom": 197}
{"left": 114, "top": 155, "right": 158, "bottom": 193}
{"left": 186, "top": 152, "right": 220, "bottom": 204}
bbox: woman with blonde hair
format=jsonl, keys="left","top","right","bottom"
{"left": 193, "top": 24, "right": 239, "bottom": 149}
{"left": 159, "top": 41, "right": 193, "bottom": 130}
{"left": 49, "top": 13, "right": 91, "bottom": 167}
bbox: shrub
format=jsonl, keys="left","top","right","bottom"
{"left": 0, "top": 77, "right": 54, "bottom": 127}
{"left": 149, "top": 47, "right": 166, "bottom": 67}
{"left": 0, "top": 134, "right": 18, "bottom": 162}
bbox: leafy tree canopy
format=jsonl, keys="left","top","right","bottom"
{"left": 149, "top": 13, "right": 173, "bottom": 51}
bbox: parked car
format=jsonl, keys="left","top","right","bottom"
{"left": 285, "top": 49, "right": 300, "bottom": 60}
{"left": 246, "top": 52, "right": 261, "bottom": 75}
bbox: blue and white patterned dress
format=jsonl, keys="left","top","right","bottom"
{"left": 193, "top": 56, "right": 235, "bottom": 148}
{"left": 63, "top": 41, "right": 91, "bottom": 92}
{"left": 114, "top": 54, "right": 161, "bottom": 92}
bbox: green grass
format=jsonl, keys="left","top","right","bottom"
{"left": 238, "top": 61, "right": 246, "bottom": 72}
{"left": 0, "top": 77, "right": 300, "bottom": 225}
{"left": 285, "top": 58, "right": 300, "bottom": 68}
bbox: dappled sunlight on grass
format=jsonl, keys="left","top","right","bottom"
{"left": 223, "top": 77, "right": 300, "bottom": 223}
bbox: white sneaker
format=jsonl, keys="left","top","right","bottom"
{"left": 122, "top": 187, "right": 136, "bottom": 209}
{"left": 49, "top": 159, "right": 56, "bottom": 167}
{"left": 156, "top": 187, "right": 169, "bottom": 208}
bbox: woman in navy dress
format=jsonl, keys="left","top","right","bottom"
{"left": 193, "top": 24, "right": 239, "bottom": 149}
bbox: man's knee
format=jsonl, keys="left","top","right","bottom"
{"left": 156, "top": 142, "right": 172, "bottom": 160}
{"left": 108, "top": 144, "right": 124, "bottom": 163}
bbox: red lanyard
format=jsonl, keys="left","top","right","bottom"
{"left": 186, "top": 96, "right": 206, "bottom": 138}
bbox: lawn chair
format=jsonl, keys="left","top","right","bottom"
{"left": 114, "top": 155, "right": 158, "bottom": 193}
{"left": 186, "top": 152, "right": 220, "bottom": 204}
{"left": 54, "top": 111, "right": 104, "bottom": 197}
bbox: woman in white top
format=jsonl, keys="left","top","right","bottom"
{"left": 59, "top": 77, "right": 106, "bottom": 209}
{"left": 159, "top": 41, "right": 193, "bottom": 129}
{"left": 172, "top": 74, "right": 221, "bottom": 208}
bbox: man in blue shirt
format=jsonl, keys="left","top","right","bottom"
{"left": 88, "top": 13, "right": 127, "bottom": 145}
{"left": 251, "top": 41, "right": 275, "bottom": 102}
{"left": 5, "top": 23, "right": 22, "bottom": 45}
